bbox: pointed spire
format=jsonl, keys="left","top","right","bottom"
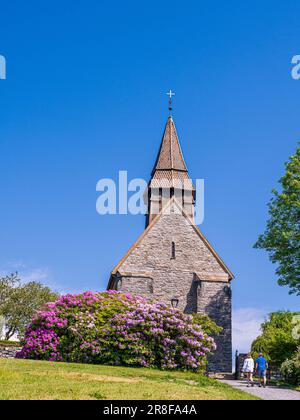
{"left": 152, "top": 116, "right": 188, "bottom": 174}
{"left": 147, "top": 115, "right": 196, "bottom": 226}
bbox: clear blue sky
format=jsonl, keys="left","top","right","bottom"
{"left": 0, "top": 1, "right": 299, "bottom": 341}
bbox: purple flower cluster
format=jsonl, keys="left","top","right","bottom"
{"left": 16, "top": 291, "right": 215, "bottom": 371}
{"left": 16, "top": 327, "right": 61, "bottom": 361}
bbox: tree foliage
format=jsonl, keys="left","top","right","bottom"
{"left": 0, "top": 273, "right": 59, "bottom": 340}
{"left": 281, "top": 347, "right": 300, "bottom": 385}
{"left": 254, "top": 144, "right": 300, "bottom": 295}
{"left": 251, "top": 311, "right": 300, "bottom": 367}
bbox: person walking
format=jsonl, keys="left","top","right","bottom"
{"left": 242, "top": 353, "right": 255, "bottom": 387}
{"left": 255, "top": 353, "right": 268, "bottom": 388}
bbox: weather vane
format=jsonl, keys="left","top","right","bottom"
{"left": 166, "top": 89, "right": 175, "bottom": 115}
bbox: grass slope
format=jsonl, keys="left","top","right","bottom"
{"left": 0, "top": 340, "right": 20, "bottom": 346}
{"left": 0, "top": 359, "right": 259, "bottom": 400}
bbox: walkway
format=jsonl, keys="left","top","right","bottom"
{"left": 221, "top": 379, "right": 300, "bottom": 401}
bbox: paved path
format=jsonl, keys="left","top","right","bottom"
{"left": 221, "top": 379, "right": 300, "bottom": 400}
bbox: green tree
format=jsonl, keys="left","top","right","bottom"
{"left": 254, "top": 144, "right": 300, "bottom": 295}
{"left": 0, "top": 273, "right": 59, "bottom": 340}
{"left": 251, "top": 311, "right": 300, "bottom": 367}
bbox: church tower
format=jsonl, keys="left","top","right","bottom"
{"left": 107, "top": 111, "right": 234, "bottom": 373}
{"left": 146, "top": 116, "right": 195, "bottom": 225}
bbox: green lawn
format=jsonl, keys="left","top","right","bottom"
{"left": 0, "top": 359, "right": 259, "bottom": 400}
{"left": 0, "top": 340, "right": 20, "bottom": 346}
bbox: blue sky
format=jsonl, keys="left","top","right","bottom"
{"left": 0, "top": 1, "right": 299, "bottom": 350}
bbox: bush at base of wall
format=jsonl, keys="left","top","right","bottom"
{"left": 16, "top": 291, "right": 216, "bottom": 371}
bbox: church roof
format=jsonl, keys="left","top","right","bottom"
{"left": 149, "top": 170, "right": 194, "bottom": 189}
{"left": 150, "top": 116, "right": 194, "bottom": 190}
{"left": 108, "top": 197, "right": 234, "bottom": 285}
{"left": 152, "top": 116, "right": 188, "bottom": 172}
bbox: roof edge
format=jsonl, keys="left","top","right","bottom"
{"left": 108, "top": 197, "right": 234, "bottom": 283}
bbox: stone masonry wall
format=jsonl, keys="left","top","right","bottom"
{"left": 111, "top": 205, "right": 233, "bottom": 372}
{"left": 115, "top": 276, "right": 154, "bottom": 296}
{"left": 197, "top": 281, "right": 232, "bottom": 372}
{"left": 0, "top": 344, "right": 21, "bottom": 358}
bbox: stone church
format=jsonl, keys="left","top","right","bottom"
{"left": 107, "top": 115, "right": 234, "bottom": 372}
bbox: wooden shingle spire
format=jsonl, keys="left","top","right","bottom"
{"left": 149, "top": 116, "right": 194, "bottom": 190}
{"left": 152, "top": 116, "right": 188, "bottom": 174}
{"left": 147, "top": 116, "right": 195, "bottom": 225}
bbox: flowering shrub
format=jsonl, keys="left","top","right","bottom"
{"left": 281, "top": 348, "right": 300, "bottom": 385}
{"left": 17, "top": 291, "right": 216, "bottom": 371}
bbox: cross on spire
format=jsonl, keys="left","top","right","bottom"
{"left": 166, "top": 89, "right": 175, "bottom": 114}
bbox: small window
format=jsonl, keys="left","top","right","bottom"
{"left": 171, "top": 241, "right": 176, "bottom": 259}
{"left": 159, "top": 188, "right": 162, "bottom": 212}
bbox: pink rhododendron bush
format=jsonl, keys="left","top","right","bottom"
{"left": 16, "top": 291, "right": 216, "bottom": 371}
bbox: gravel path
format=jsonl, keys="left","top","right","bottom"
{"left": 221, "top": 379, "right": 300, "bottom": 401}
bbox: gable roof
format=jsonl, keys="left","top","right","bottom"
{"left": 108, "top": 197, "right": 234, "bottom": 286}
